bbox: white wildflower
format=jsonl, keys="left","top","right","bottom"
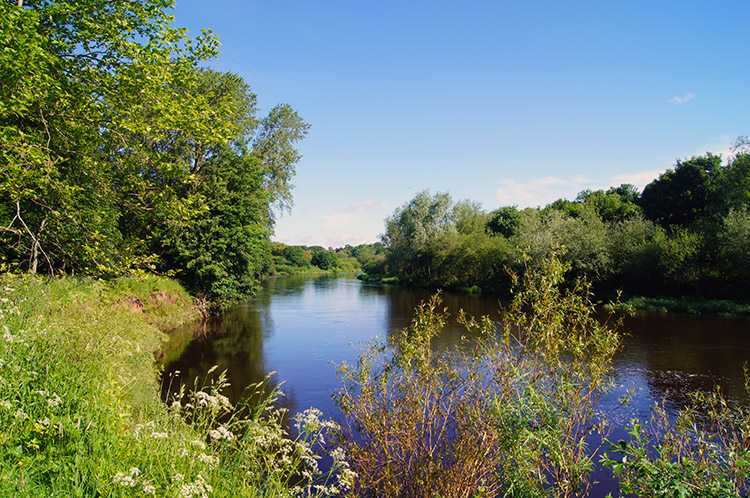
{"left": 150, "top": 432, "right": 168, "bottom": 439}
{"left": 178, "top": 474, "right": 213, "bottom": 498}
{"left": 208, "top": 425, "right": 234, "bottom": 442}
{"left": 190, "top": 439, "right": 207, "bottom": 450}
{"left": 172, "top": 473, "right": 184, "bottom": 483}
{"left": 198, "top": 453, "right": 219, "bottom": 469}
{"left": 330, "top": 447, "right": 346, "bottom": 463}
{"left": 38, "top": 417, "right": 50, "bottom": 427}
{"left": 193, "top": 391, "right": 232, "bottom": 411}
{"left": 113, "top": 472, "right": 137, "bottom": 487}
{"left": 142, "top": 483, "right": 156, "bottom": 495}
{"left": 47, "top": 393, "right": 62, "bottom": 408}
{"left": 129, "top": 467, "right": 140, "bottom": 477}
{"left": 0, "top": 400, "right": 11, "bottom": 409}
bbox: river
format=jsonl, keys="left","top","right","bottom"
{"left": 161, "top": 273, "right": 750, "bottom": 495}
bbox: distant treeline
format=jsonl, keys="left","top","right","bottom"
{"left": 269, "top": 242, "right": 385, "bottom": 275}
{"left": 367, "top": 141, "right": 750, "bottom": 302}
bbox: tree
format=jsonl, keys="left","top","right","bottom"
{"left": 576, "top": 184, "right": 641, "bottom": 223}
{"left": 153, "top": 69, "right": 308, "bottom": 305}
{"left": 282, "top": 246, "right": 311, "bottom": 268}
{"left": 715, "top": 138, "right": 750, "bottom": 215}
{"left": 251, "top": 104, "right": 310, "bottom": 213}
{"left": 638, "top": 154, "right": 723, "bottom": 228}
{"left": 0, "top": 0, "right": 227, "bottom": 274}
{"left": 382, "top": 191, "right": 456, "bottom": 279}
{"left": 486, "top": 206, "right": 522, "bottom": 238}
{"left": 311, "top": 250, "right": 339, "bottom": 270}
{"left": 157, "top": 148, "right": 273, "bottom": 304}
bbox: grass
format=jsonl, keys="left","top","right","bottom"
{"left": 621, "top": 295, "right": 750, "bottom": 318}
{"left": 0, "top": 274, "right": 351, "bottom": 497}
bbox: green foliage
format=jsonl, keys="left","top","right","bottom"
{"left": 282, "top": 245, "right": 312, "bottom": 268}
{"left": 383, "top": 190, "right": 457, "bottom": 278}
{"left": 352, "top": 243, "right": 386, "bottom": 274}
{"left": 517, "top": 207, "right": 611, "bottom": 280}
{"left": 717, "top": 208, "right": 750, "bottom": 291}
{"left": 334, "top": 254, "right": 623, "bottom": 497}
{"left": 603, "top": 386, "right": 750, "bottom": 497}
{"left": 251, "top": 104, "right": 310, "bottom": 213}
{"left": 312, "top": 250, "right": 339, "bottom": 270}
{"left": 0, "top": 0, "right": 228, "bottom": 274}
{"left": 486, "top": 206, "right": 523, "bottom": 238}
{"left": 0, "top": 3, "right": 308, "bottom": 307}
{"left": 0, "top": 275, "right": 352, "bottom": 497}
{"left": 372, "top": 144, "right": 750, "bottom": 303}
{"left": 638, "top": 154, "right": 723, "bottom": 228}
{"left": 159, "top": 148, "right": 273, "bottom": 306}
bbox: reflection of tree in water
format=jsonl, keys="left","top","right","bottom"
{"left": 620, "top": 311, "right": 750, "bottom": 413}
{"left": 374, "top": 285, "right": 505, "bottom": 352}
{"left": 160, "top": 304, "right": 297, "bottom": 417}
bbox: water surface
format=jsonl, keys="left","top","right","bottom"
{"left": 162, "top": 273, "right": 750, "bottom": 494}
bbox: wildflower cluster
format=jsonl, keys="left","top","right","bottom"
{"left": 112, "top": 467, "right": 157, "bottom": 494}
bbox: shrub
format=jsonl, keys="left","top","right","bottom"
{"left": 603, "top": 383, "right": 750, "bottom": 497}
{"left": 333, "top": 253, "right": 623, "bottom": 497}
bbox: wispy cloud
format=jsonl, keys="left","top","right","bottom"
{"left": 496, "top": 176, "right": 594, "bottom": 208}
{"left": 610, "top": 170, "right": 664, "bottom": 189}
{"left": 669, "top": 92, "right": 696, "bottom": 105}
{"left": 322, "top": 199, "right": 384, "bottom": 228}
{"left": 326, "top": 234, "right": 364, "bottom": 247}
{"left": 496, "top": 169, "right": 669, "bottom": 208}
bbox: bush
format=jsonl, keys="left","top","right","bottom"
{"left": 603, "top": 384, "right": 750, "bottom": 497}
{"left": 333, "top": 253, "right": 623, "bottom": 497}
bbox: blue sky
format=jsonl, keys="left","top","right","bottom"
{"left": 171, "top": 0, "right": 749, "bottom": 247}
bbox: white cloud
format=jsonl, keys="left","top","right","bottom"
{"left": 322, "top": 199, "right": 384, "bottom": 228}
{"left": 496, "top": 176, "right": 594, "bottom": 208}
{"left": 610, "top": 170, "right": 664, "bottom": 190}
{"left": 669, "top": 92, "right": 696, "bottom": 105}
{"left": 496, "top": 169, "right": 671, "bottom": 208}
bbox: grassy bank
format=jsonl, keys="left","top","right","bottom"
{"left": 0, "top": 275, "right": 351, "bottom": 497}
{"left": 621, "top": 295, "right": 750, "bottom": 318}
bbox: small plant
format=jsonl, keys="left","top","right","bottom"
{"left": 602, "top": 379, "right": 750, "bottom": 497}
{"left": 334, "top": 252, "right": 624, "bottom": 497}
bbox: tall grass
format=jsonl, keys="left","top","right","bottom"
{"left": 0, "top": 275, "right": 350, "bottom": 497}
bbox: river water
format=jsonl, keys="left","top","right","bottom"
{"left": 161, "top": 273, "right": 750, "bottom": 495}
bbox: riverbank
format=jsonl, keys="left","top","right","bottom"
{"left": 621, "top": 295, "right": 750, "bottom": 318}
{"left": 359, "top": 273, "right": 750, "bottom": 318}
{"left": 0, "top": 274, "right": 348, "bottom": 497}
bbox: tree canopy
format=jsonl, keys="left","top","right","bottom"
{"left": 0, "top": 0, "right": 308, "bottom": 306}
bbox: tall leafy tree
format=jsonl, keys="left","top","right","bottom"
{"left": 0, "top": 0, "right": 229, "bottom": 274}
{"left": 638, "top": 154, "right": 723, "bottom": 228}
{"left": 156, "top": 69, "right": 309, "bottom": 305}
{"left": 382, "top": 191, "right": 456, "bottom": 279}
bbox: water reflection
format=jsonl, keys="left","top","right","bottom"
{"left": 161, "top": 274, "right": 750, "bottom": 431}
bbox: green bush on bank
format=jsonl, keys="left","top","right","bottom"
{"left": 0, "top": 275, "right": 350, "bottom": 497}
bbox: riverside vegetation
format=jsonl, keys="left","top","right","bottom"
{"left": 3, "top": 0, "right": 750, "bottom": 496}
{"left": 335, "top": 254, "right": 750, "bottom": 497}
{"left": 0, "top": 275, "right": 354, "bottom": 497}
{"left": 364, "top": 143, "right": 750, "bottom": 315}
